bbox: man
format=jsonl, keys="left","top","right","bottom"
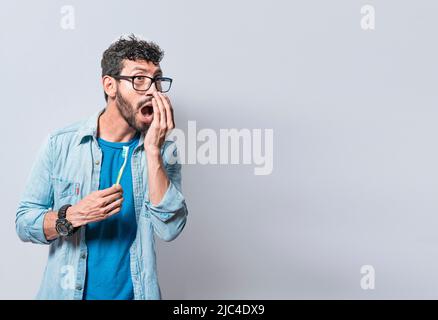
{"left": 15, "top": 34, "right": 188, "bottom": 300}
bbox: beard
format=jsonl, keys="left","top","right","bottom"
{"left": 115, "top": 89, "right": 150, "bottom": 133}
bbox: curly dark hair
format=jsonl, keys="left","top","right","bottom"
{"left": 101, "top": 34, "right": 165, "bottom": 101}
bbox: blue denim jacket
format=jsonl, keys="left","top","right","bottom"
{"left": 15, "top": 108, "right": 188, "bottom": 300}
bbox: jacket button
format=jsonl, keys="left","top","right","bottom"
{"left": 81, "top": 253, "right": 86, "bottom": 259}
{"left": 76, "top": 285, "right": 82, "bottom": 291}
{"left": 95, "top": 160, "right": 100, "bottom": 165}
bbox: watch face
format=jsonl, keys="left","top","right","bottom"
{"left": 56, "top": 220, "right": 69, "bottom": 236}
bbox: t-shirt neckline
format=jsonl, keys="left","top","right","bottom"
{"left": 97, "top": 132, "right": 140, "bottom": 149}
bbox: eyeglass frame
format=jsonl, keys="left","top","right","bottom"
{"left": 112, "top": 74, "right": 173, "bottom": 93}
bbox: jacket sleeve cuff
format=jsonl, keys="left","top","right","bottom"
{"left": 24, "top": 209, "right": 54, "bottom": 245}
{"left": 144, "top": 181, "right": 185, "bottom": 222}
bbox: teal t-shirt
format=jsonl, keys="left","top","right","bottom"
{"left": 83, "top": 132, "right": 140, "bottom": 300}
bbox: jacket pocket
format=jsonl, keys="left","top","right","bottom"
{"left": 52, "top": 177, "right": 80, "bottom": 199}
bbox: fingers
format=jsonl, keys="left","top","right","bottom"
{"left": 153, "top": 92, "right": 174, "bottom": 130}
{"left": 86, "top": 197, "right": 123, "bottom": 224}
{"left": 151, "top": 95, "right": 161, "bottom": 126}
{"left": 103, "top": 197, "right": 124, "bottom": 215}
{"left": 102, "top": 191, "right": 123, "bottom": 206}
{"left": 160, "top": 93, "right": 175, "bottom": 130}
{"left": 79, "top": 185, "right": 124, "bottom": 225}
{"left": 105, "top": 205, "right": 123, "bottom": 219}
{"left": 152, "top": 92, "right": 167, "bottom": 129}
{"left": 98, "top": 184, "right": 122, "bottom": 197}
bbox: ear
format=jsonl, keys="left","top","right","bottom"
{"left": 102, "top": 75, "right": 117, "bottom": 100}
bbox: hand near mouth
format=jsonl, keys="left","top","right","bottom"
{"left": 144, "top": 91, "right": 175, "bottom": 154}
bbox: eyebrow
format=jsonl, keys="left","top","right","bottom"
{"left": 130, "top": 66, "right": 162, "bottom": 75}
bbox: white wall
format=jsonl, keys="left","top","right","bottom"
{"left": 2, "top": 0, "right": 438, "bottom": 299}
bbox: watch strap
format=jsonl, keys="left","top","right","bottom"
{"left": 58, "top": 204, "right": 72, "bottom": 220}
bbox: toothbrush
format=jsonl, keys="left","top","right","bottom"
{"left": 115, "top": 146, "right": 129, "bottom": 185}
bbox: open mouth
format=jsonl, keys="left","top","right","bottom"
{"left": 140, "top": 105, "right": 153, "bottom": 116}
{"left": 139, "top": 102, "right": 154, "bottom": 123}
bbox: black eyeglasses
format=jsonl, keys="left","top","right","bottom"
{"left": 113, "top": 75, "right": 173, "bottom": 93}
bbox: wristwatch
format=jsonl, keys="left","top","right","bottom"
{"left": 55, "top": 204, "right": 78, "bottom": 237}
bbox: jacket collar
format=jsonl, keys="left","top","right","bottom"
{"left": 75, "top": 107, "right": 145, "bottom": 150}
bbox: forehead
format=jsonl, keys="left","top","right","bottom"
{"left": 121, "top": 59, "right": 162, "bottom": 75}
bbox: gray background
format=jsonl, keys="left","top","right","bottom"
{"left": 1, "top": 0, "right": 438, "bottom": 299}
